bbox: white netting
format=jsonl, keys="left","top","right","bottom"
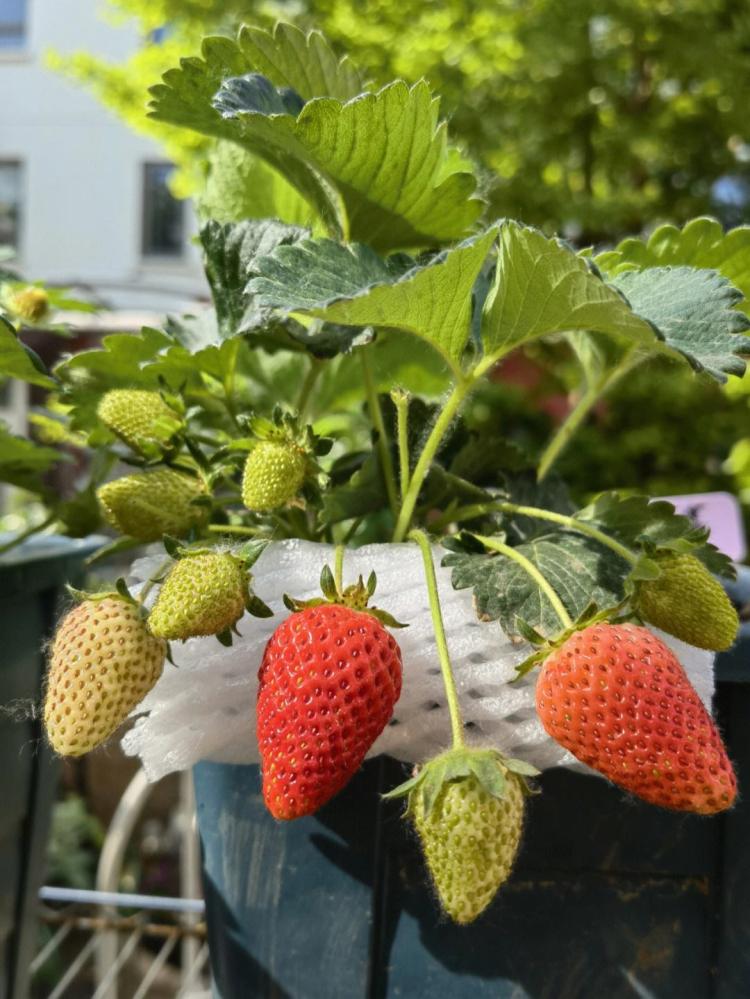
{"left": 121, "top": 539, "right": 716, "bottom": 783}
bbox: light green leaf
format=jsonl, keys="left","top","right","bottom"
{"left": 443, "top": 532, "right": 627, "bottom": 636}
{"left": 238, "top": 22, "right": 367, "bottom": 102}
{"left": 0, "top": 422, "right": 64, "bottom": 493}
{"left": 150, "top": 33, "right": 483, "bottom": 250}
{"left": 595, "top": 217, "right": 750, "bottom": 313}
{"left": 247, "top": 228, "right": 497, "bottom": 372}
{"left": 199, "top": 141, "right": 318, "bottom": 229}
{"left": 481, "top": 222, "right": 654, "bottom": 358}
{"left": 612, "top": 267, "right": 749, "bottom": 382}
{"left": 0, "top": 315, "right": 55, "bottom": 387}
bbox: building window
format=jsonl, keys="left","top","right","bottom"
{"left": 142, "top": 163, "right": 184, "bottom": 258}
{"left": 0, "top": 0, "right": 26, "bottom": 50}
{"left": 0, "top": 161, "right": 22, "bottom": 252}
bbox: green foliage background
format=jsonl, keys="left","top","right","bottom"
{"left": 47, "top": 1, "right": 750, "bottom": 533}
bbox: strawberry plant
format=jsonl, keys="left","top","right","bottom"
{"left": 2, "top": 23, "right": 749, "bottom": 924}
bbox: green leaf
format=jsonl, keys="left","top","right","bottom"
{"left": 575, "top": 492, "right": 735, "bottom": 579}
{"left": 321, "top": 451, "right": 388, "bottom": 523}
{"left": 200, "top": 218, "right": 308, "bottom": 339}
{"left": 200, "top": 141, "right": 318, "bottom": 229}
{"left": 481, "top": 222, "right": 655, "bottom": 359}
{"left": 612, "top": 267, "right": 749, "bottom": 382}
{"left": 0, "top": 315, "right": 55, "bottom": 387}
{"left": 0, "top": 422, "right": 64, "bottom": 493}
{"left": 150, "top": 32, "right": 483, "bottom": 250}
{"left": 247, "top": 228, "right": 497, "bottom": 372}
{"left": 443, "top": 532, "right": 628, "bottom": 636}
{"left": 236, "top": 22, "right": 367, "bottom": 102}
{"left": 595, "top": 218, "right": 750, "bottom": 314}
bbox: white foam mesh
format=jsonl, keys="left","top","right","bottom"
{"left": 121, "top": 539, "right": 716, "bottom": 783}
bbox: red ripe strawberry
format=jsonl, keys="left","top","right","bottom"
{"left": 536, "top": 622, "right": 736, "bottom": 815}
{"left": 257, "top": 577, "right": 403, "bottom": 820}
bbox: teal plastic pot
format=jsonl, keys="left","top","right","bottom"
{"left": 0, "top": 535, "right": 100, "bottom": 999}
{"left": 195, "top": 569, "right": 750, "bottom": 999}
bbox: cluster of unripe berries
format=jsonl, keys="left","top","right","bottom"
{"left": 41, "top": 387, "right": 742, "bottom": 926}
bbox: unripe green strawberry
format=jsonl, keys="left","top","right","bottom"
{"left": 98, "top": 468, "right": 209, "bottom": 542}
{"left": 385, "top": 747, "right": 536, "bottom": 925}
{"left": 414, "top": 769, "right": 525, "bottom": 925}
{"left": 149, "top": 551, "right": 249, "bottom": 640}
{"left": 97, "top": 389, "right": 180, "bottom": 453}
{"left": 44, "top": 596, "right": 166, "bottom": 756}
{"left": 242, "top": 440, "right": 307, "bottom": 511}
{"left": 7, "top": 286, "right": 49, "bottom": 323}
{"left": 633, "top": 553, "right": 738, "bottom": 651}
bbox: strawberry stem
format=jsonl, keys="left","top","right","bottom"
{"left": 334, "top": 544, "right": 345, "bottom": 593}
{"left": 391, "top": 388, "right": 411, "bottom": 500}
{"left": 473, "top": 534, "right": 574, "bottom": 629}
{"left": 360, "top": 350, "right": 399, "bottom": 517}
{"left": 409, "top": 530, "right": 465, "bottom": 749}
{"left": 431, "top": 502, "right": 637, "bottom": 566}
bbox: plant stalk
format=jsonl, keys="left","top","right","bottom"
{"left": 334, "top": 543, "right": 345, "bottom": 592}
{"left": 409, "top": 530, "right": 465, "bottom": 748}
{"left": 433, "top": 501, "right": 637, "bottom": 565}
{"left": 392, "top": 378, "right": 473, "bottom": 542}
{"left": 360, "top": 350, "right": 399, "bottom": 517}
{"left": 296, "top": 358, "right": 323, "bottom": 420}
{"left": 0, "top": 513, "right": 56, "bottom": 557}
{"left": 392, "top": 390, "right": 411, "bottom": 501}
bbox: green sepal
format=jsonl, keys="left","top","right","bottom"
{"left": 245, "top": 592, "right": 274, "bottom": 618}
{"left": 235, "top": 538, "right": 270, "bottom": 569}
{"left": 216, "top": 628, "right": 234, "bottom": 647}
{"left": 64, "top": 582, "right": 139, "bottom": 610}
{"left": 513, "top": 597, "right": 633, "bottom": 678}
{"left": 162, "top": 535, "right": 182, "bottom": 559}
{"left": 383, "top": 747, "right": 539, "bottom": 819}
{"left": 165, "top": 643, "right": 177, "bottom": 667}
{"left": 283, "top": 561, "right": 407, "bottom": 627}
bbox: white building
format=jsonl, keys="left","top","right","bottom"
{"left": 0, "top": 0, "right": 206, "bottom": 313}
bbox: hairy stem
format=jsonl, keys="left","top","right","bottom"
{"left": 0, "top": 512, "right": 56, "bottom": 556}
{"left": 296, "top": 358, "right": 323, "bottom": 420}
{"left": 392, "top": 378, "right": 474, "bottom": 542}
{"left": 473, "top": 533, "right": 573, "bottom": 629}
{"left": 392, "top": 390, "right": 411, "bottom": 501}
{"left": 434, "top": 501, "right": 637, "bottom": 565}
{"left": 410, "top": 530, "right": 465, "bottom": 748}
{"left": 537, "top": 385, "right": 600, "bottom": 482}
{"left": 334, "top": 543, "right": 345, "bottom": 592}
{"left": 360, "top": 350, "right": 399, "bottom": 517}
{"left": 207, "top": 524, "right": 265, "bottom": 537}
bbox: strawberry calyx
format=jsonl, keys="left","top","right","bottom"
{"left": 514, "top": 598, "right": 634, "bottom": 678}
{"left": 282, "top": 563, "right": 407, "bottom": 628}
{"left": 65, "top": 578, "right": 141, "bottom": 612}
{"left": 383, "top": 747, "right": 539, "bottom": 818}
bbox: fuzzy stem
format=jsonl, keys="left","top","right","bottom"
{"left": 296, "top": 358, "right": 322, "bottom": 420}
{"left": 334, "top": 543, "right": 345, "bottom": 593}
{"left": 434, "top": 501, "right": 637, "bottom": 565}
{"left": 392, "top": 378, "right": 473, "bottom": 542}
{"left": 537, "top": 386, "right": 599, "bottom": 482}
{"left": 473, "top": 533, "right": 573, "bottom": 629}
{"left": 360, "top": 350, "right": 399, "bottom": 517}
{"left": 392, "top": 390, "right": 411, "bottom": 500}
{"left": 207, "top": 524, "right": 264, "bottom": 537}
{"left": 137, "top": 556, "right": 174, "bottom": 608}
{"left": 0, "top": 513, "right": 56, "bottom": 556}
{"left": 409, "top": 530, "right": 465, "bottom": 749}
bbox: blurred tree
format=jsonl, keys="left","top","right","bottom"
{"left": 52, "top": 0, "right": 750, "bottom": 238}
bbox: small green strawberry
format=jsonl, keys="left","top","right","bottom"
{"left": 97, "top": 389, "right": 181, "bottom": 454}
{"left": 149, "top": 545, "right": 272, "bottom": 641}
{"left": 242, "top": 440, "right": 307, "bottom": 512}
{"left": 98, "top": 468, "right": 209, "bottom": 542}
{"left": 385, "top": 748, "right": 537, "bottom": 924}
{"left": 6, "top": 285, "right": 50, "bottom": 324}
{"left": 44, "top": 593, "right": 166, "bottom": 757}
{"left": 633, "top": 552, "right": 738, "bottom": 651}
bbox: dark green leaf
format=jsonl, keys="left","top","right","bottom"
{"left": 444, "top": 532, "right": 628, "bottom": 636}
{"left": 612, "top": 267, "right": 749, "bottom": 382}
